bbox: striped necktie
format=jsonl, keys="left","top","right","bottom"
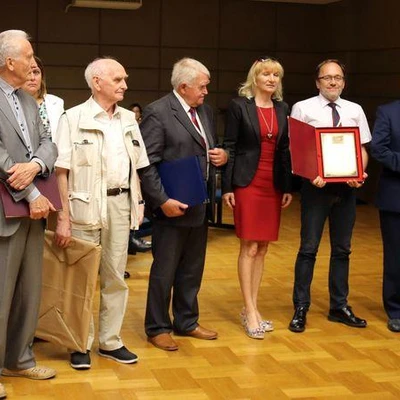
{"left": 327, "top": 102, "right": 340, "bottom": 127}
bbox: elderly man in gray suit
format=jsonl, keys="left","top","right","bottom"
{"left": 0, "top": 30, "right": 58, "bottom": 399}
{"left": 138, "top": 58, "right": 228, "bottom": 351}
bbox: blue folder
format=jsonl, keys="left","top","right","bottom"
{"left": 157, "top": 156, "right": 208, "bottom": 207}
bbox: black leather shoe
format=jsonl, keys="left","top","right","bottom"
{"left": 128, "top": 232, "right": 151, "bottom": 255}
{"left": 388, "top": 319, "right": 400, "bottom": 332}
{"left": 328, "top": 305, "right": 367, "bottom": 328}
{"left": 289, "top": 306, "right": 308, "bottom": 333}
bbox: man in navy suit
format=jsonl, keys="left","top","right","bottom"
{"left": 371, "top": 102, "right": 400, "bottom": 332}
{"left": 138, "top": 58, "right": 227, "bottom": 351}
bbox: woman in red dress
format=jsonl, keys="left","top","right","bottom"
{"left": 222, "top": 57, "right": 293, "bottom": 339}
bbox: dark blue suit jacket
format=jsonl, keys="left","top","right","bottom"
{"left": 371, "top": 100, "right": 400, "bottom": 213}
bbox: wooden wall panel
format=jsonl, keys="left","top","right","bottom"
{"left": 161, "top": 0, "right": 220, "bottom": 48}
{"left": 0, "top": 0, "right": 37, "bottom": 38}
{"left": 99, "top": 2, "right": 161, "bottom": 46}
{"left": 219, "top": 0, "right": 277, "bottom": 50}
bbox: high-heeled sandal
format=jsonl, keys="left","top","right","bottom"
{"left": 260, "top": 320, "right": 274, "bottom": 332}
{"left": 240, "top": 310, "right": 265, "bottom": 339}
{"left": 244, "top": 321, "right": 265, "bottom": 340}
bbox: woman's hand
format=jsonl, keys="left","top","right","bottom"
{"left": 222, "top": 192, "right": 235, "bottom": 209}
{"left": 281, "top": 193, "right": 293, "bottom": 208}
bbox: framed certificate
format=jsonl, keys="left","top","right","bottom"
{"left": 316, "top": 127, "right": 363, "bottom": 182}
{"left": 289, "top": 117, "right": 364, "bottom": 183}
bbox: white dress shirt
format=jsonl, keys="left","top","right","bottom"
{"left": 291, "top": 93, "right": 372, "bottom": 144}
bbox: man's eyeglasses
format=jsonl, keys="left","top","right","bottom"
{"left": 318, "top": 75, "right": 345, "bottom": 82}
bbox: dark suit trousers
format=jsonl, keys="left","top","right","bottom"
{"left": 145, "top": 219, "right": 208, "bottom": 337}
{"left": 0, "top": 219, "right": 45, "bottom": 370}
{"left": 380, "top": 210, "right": 400, "bottom": 319}
{"left": 293, "top": 181, "right": 356, "bottom": 310}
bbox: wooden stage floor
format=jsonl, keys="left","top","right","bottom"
{"left": 5, "top": 195, "right": 400, "bottom": 399}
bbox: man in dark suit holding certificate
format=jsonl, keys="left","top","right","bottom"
{"left": 138, "top": 57, "right": 227, "bottom": 351}
{"left": 288, "top": 59, "right": 371, "bottom": 333}
{"left": 0, "top": 30, "right": 57, "bottom": 396}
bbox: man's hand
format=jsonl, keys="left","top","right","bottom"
{"left": 54, "top": 216, "right": 72, "bottom": 248}
{"left": 222, "top": 192, "right": 235, "bottom": 209}
{"left": 138, "top": 203, "right": 145, "bottom": 225}
{"left": 160, "top": 199, "right": 188, "bottom": 217}
{"left": 29, "top": 194, "right": 55, "bottom": 220}
{"left": 347, "top": 172, "right": 368, "bottom": 188}
{"left": 209, "top": 148, "right": 228, "bottom": 167}
{"left": 311, "top": 175, "right": 326, "bottom": 188}
{"left": 7, "top": 162, "right": 41, "bottom": 190}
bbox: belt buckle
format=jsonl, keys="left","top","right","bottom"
{"left": 118, "top": 188, "right": 122, "bottom": 195}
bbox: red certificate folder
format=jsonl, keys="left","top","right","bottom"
{"left": 289, "top": 117, "right": 364, "bottom": 183}
{"left": 0, "top": 173, "right": 62, "bottom": 218}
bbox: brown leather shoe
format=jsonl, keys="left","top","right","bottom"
{"left": 184, "top": 325, "right": 218, "bottom": 340}
{"left": 0, "top": 382, "right": 6, "bottom": 399}
{"left": 147, "top": 333, "right": 178, "bottom": 351}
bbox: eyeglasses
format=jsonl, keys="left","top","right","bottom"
{"left": 318, "top": 75, "right": 345, "bottom": 82}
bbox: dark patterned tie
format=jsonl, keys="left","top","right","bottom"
{"left": 327, "top": 102, "right": 340, "bottom": 127}
{"left": 189, "top": 107, "right": 206, "bottom": 148}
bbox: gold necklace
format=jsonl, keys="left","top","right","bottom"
{"left": 257, "top": 106, "right": 274, "bottom": 139}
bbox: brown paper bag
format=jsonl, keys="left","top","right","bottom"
{"left": 36, "top": 230, "right": 101, "bottom": 352}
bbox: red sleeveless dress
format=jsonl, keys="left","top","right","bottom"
{"left": 233, "top": 107, "right": 283, "bottom": 241}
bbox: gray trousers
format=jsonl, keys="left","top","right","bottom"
{"left": 0, "top": 219, "right": 45, "bottom": 371}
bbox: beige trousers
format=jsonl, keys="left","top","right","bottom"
{"left": 72, "top": 192, "right": 130, "bottom": 351}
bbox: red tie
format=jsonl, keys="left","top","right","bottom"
{"left": 189, "top": 107, "right": 201, "bottom": 130}
{"left": 189, "top": 107, "right": 206, "bottom": 148}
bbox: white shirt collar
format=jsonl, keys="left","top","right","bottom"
{"left": 173, "top": 89, "right": 192, "bottom": 113}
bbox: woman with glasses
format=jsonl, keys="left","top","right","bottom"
{"left": 222, "top": 57, "right": 293, "bottom": 339}
{"left": 22, "top": 55, "right": 64, "bottom": 140}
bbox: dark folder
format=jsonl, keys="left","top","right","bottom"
{"left": 157, "top": 156, "right": 208, "bottom": 207}
{"left": 0, "top": 173, "right": 62, "bottom": 218}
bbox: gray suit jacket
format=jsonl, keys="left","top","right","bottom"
{"left": 0, "top": 88, "right": 57, "bottom": 237}
{"left": 138, "top": 92, "right": 217, "bottom": 227}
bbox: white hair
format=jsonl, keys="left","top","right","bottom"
{"left": 0, "top": 30, "right": 30, "bottom": 67}
{"left": 170, "top": 57, "right": 210, "bottom": 90}
{"left": 84, "top": 57, "right": 117, "bottom": 91}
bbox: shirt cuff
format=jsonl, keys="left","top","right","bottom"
{"left": 26, "top": 187, "right": 40, "bottom": 202}
{"left": 31, "top": 157, "right": 46, "bottom": 174}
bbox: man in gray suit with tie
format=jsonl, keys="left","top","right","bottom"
{"left": 138, "top": 58, "right": 228, "bottom": 351}
{"left": 0, "top": 30, "right": 58, "bottom": 398}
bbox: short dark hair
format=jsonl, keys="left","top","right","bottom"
{"left": 315, "top": 59, "right": 346, "bottom": 80}
{"left": 128, "top": 102, "right": 142, "bottom": 113}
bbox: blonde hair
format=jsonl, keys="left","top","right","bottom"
{"left": 238, "top": 57, "right": 284, "bottom": 101}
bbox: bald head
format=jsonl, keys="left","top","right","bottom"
{"left": 84, "top": 57, "right": 128, "bottom": 108}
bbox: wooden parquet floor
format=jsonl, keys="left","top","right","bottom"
{"left": 5, "top": 195, "right": 400, "bottom": 399}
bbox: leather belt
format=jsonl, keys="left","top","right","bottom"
{"left": 106, "top": 188, "right": 129, "bottom": 196}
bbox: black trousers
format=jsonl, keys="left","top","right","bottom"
{"left": 145, "top": 220, "right": 208, "bottom": 337}
{"left": 380, "top": 210, "right": 400, "bottom": 319}
{"left": 293, "top": 182, "right": 356, "bottom": 310}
